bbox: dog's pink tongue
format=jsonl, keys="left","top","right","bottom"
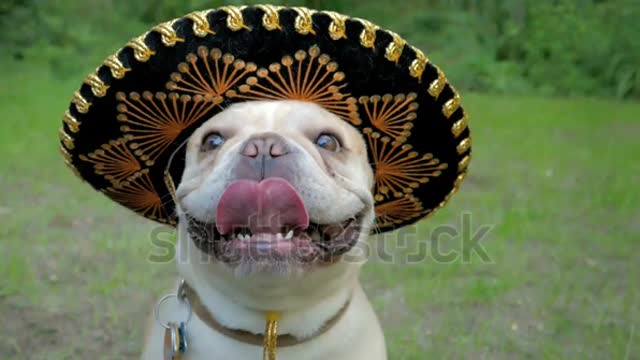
{"left": 216, "top": 178, "right": 309, "bottom": 235}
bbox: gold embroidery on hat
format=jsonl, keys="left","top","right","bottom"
{"left": 428, "top": 67, "right": 446, "bottom": 99}
{"left": 359, "top": 93, "right": 417, "bottom": 141}
{"left": 409, "top": 46, "right": 428, "bottom": 82}
{"left": 167, "top": 47, "right": 257, "bottom": 97}
{"left": 59, "top": 128, "right": 74, "bottom": 150}
{"left": 220, "top": 6, "right": 250, "bottom": 31}
{"left": 116, "top": 91, "right": 222, "bottom": 161}
{"left": 84, "top": 72, "right": 109, "bottom": 98}
{"left": 365, "top": 129, "right": 447, "bottom": 198}
{"left": 256, "top": 5, "right": 282, "bottom": 30}
{"left": 126, "top": 32, "right": 155, "bottom": 62}
{"left": 72, "top": 91, "right": 90, "bottom": 114}
{"left": 457, "top": 138, "right": 471, "bottom": 155}
{"left": 458, "top": 155, "right": 470, "bottom": 172}
{"left": 63, "top": 110, "right": 81, "bottom": 133}
{"left": 452, "top": 112, "right": 468, "bottom": 138}
{"left": 104, "top": 54, "right": 130, "bottom": 79}
{"left": 293, "top": 7, "right": 316, "bottom": 35}
{"left": 324, "top": 11, "right": 347, "bottom": 40}
{"left": 384, "top": 31, "right": 405, "bottom": 63}
{"left": 79, "top": 137, "right": 142, "bottom": 186}
{"left": 230, "top": 45, "right": 360, "bottom": 125}
{"left": 443, "top": 86, "right": 461, "bottom": 118}
{"left": 185, "top": 11, "right": 215, "bottom": 37}
{"left": 60, "top": 146, "right": 81, "bottom": 178}
{"left": 355, "top": 18, "right": 377, "bottom": 49}
{"left": 375, "top": 195, "right": 427, "bottom": 228}
{"left": 153, "top": 20, "right": 184, "bottom": 46}
{"left": 103, "top": 169, "right": 165, "bottom": 220}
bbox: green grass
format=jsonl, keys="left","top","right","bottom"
{"left": 0, "top": 59, "right": 638, "bottom": 359}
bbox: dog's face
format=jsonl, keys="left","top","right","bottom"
{"left": 175, "top": 100, "right": 375, "bottom": 277}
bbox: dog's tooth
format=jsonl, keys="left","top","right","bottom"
{"left": 285, "top": 230, "right": 294, "bottom": 240}
{"left": 276, "top": 233, "right": 283, "bottom": 240}
{"left": 311, "top": 229, "right": 321, "bottom": 241}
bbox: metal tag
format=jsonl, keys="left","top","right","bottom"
{"left": 178, "top": 322, "right": 188, "bottom": 353}
{"left": 164, "top": 322, "right": 186, "bottom": 360}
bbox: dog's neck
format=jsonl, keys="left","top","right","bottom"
{"left": 175, "top": 231, "right": 362, "bottom": 339}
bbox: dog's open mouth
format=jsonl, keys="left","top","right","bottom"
{"left": 185, "top": 178, "right": 364, "bottom": 263}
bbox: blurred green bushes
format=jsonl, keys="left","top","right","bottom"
{"left": 1, "top": 0, "right": 638, "bottom": 99}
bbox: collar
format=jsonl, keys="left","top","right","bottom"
{"left": 182, "top": 282, "right": 351, "bottom": 348}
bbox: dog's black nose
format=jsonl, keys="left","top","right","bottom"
{"left": 240, "top": 133, "right": 290, "bottom": 158}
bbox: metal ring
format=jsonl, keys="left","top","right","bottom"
{"left": 154, "top": 292, "right": 193, "bottom": 329}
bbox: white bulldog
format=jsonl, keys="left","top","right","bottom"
{"left": 142, "top": 100, "right": 387, "bottom": 359}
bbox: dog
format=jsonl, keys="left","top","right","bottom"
{"left": 141, "top": 100, "right": 387, "bottom": 359}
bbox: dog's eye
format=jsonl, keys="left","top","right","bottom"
{"left": 315, "top": 133, "right": 340, "bottom": 152}
{"left": 202, "top": 132, "right": 225, "bottom": 151}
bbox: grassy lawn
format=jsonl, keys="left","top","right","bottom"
{"left": 0, "top": 60, "right": 638, "bottom": 359}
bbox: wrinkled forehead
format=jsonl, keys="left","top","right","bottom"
{"left": 190, "top": 100, "right": 358, "bottom": 139}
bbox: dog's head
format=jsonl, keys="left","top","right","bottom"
{"left": 175, "top": 100, "right": 375, "bottom": 277}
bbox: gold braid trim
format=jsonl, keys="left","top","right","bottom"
{"left": 63, "top": 110, "right": 81, "bottom": 133}
{"left": 185, "top": 10, "right": 215, "bottom": 37}
{"left": 256, "top": 5, "right": 283, "bottom": 30}
{"left": 126, "top": 32, "right": 155, "bottom": 62}
{"left": 104, "top": 54, "right": 130, "bottom": 79}
{"left": 220, "top": 6, "right": 250, "bottom": 31}
{"left": 409, "top": 46, "right": 428, "bottom": 82}
{"left": 71, "top": 91, "right": 90, "bottom": 114}
{"left": 324, "top": 11, "right": 348, "bottom": 40}
{"left": 292, "top": 7, "right": 316, "bottom": 35}
{"left": 354, "top": 18, "right": 378, "bottom": 49}
{"left": 152, "top": 20, "right": 184, "bottom": 46}
{"left": 384, "top": 31, "right": 405, "bottom": 63}
{"left": 84, "top": 72, "right": 109, "bottom": 97}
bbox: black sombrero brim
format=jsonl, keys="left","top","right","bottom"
{"left": 58, "top": 5, "right": 471, "bottom": 233}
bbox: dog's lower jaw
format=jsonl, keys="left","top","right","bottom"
{"left": 175, "top": 227, "right": 367, "bottom": 330}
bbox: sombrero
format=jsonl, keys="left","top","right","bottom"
{"left": 58, "top": 5, "right": 471, "bottom": 233}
